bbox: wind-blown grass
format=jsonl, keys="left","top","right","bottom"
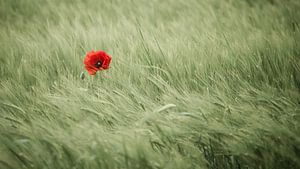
{"left": 0, "top": 0, "right": 300, "bottom": 168}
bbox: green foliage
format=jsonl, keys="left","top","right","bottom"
{"left": 0, "top": 0, "right": 300, "bottom": 168}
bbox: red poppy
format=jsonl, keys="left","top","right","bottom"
{"left": 84, "top": 50, "right": 111, "bottom": 75}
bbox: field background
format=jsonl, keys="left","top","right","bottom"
{"left": 1, "top": 0, "right": 300, "bottom": 168}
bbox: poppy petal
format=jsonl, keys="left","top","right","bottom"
{"left": 83, "top": 50, "right": 112, "bottom": 75}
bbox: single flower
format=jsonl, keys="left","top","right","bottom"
{"left": 84, "top": 50, "right": 111, "bottom": 75}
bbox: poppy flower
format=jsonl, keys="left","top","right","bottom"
{"left": 84, "top": 50, "right": 111, "bottom": 75}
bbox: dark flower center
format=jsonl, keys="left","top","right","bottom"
{"left": 95, "top": 61, "right": 102, "bottom": 68}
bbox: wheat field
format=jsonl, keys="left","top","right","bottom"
{"left": 0, "top": 0, "right": 300, "bottom": 168}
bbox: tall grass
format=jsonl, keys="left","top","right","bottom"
{"left": 0, "top": 0, "right": 300, "bottom": 168}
